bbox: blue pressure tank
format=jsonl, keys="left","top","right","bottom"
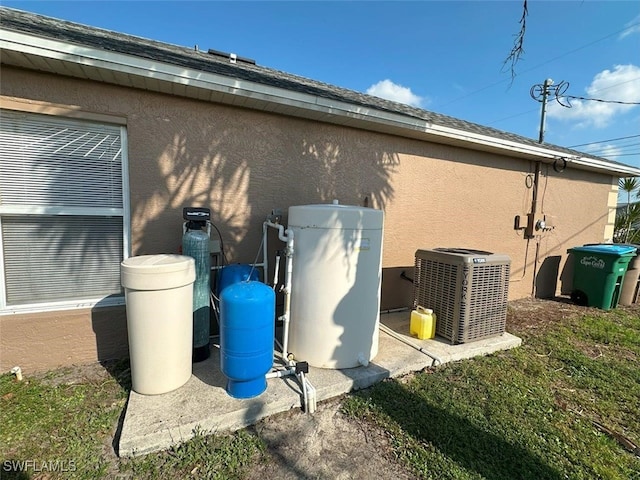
{"left": 220, "top": 281, "right": 275, "bottom": 399}
{"left": 217, "top": 263, "right": 261, "bottom": 296}
{"left": 182, "top": 208, "right": 211, "bottom": 363}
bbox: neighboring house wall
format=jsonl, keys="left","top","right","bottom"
{"left": 0, "top": 66, "right": 615, "bottom": 372}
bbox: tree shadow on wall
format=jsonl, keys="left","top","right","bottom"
{"left": 26, "top": 106, "right": 398, "bottom": 290}
{"left": 130, "top": 112, "right": 399, "bottom": 267}
{"left": 30, "top": 106, "right": 399, "bottom": 366}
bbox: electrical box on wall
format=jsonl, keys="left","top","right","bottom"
{"left": 522, "top": 213, "right": 556, "bottom": 237}
{"left": 542, "top": 215, "right": 556, "bottom": 230}
{"left": 514, "top": 213, "right": 556, "bottom": 237}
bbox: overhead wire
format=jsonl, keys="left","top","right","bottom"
{"left": 489, "top": 77, "right": 640, "bottom": 126}
{"left": 487, "top": 108, "right": 539, "bottom": 126}
{"left": 584, "top": 76, "right": 640, "bottom": 94}
{"left": 609, "top": 152, "right": 640, "bottom": 157}
{"left": 584, "top": 142, "right": 640, "bottom": 155}
{"left": 585, "top": 138, "right": 640, "bottom": 148}
{"left": 572, "top": 140, "right": 640, "bottom": 161}
{"left": 541, "top": 79, "right": 640, "bottom": 108}
{"left": 562, "top": 95, "right": 640, "bottom": 106}
{"left": 434, "top": 22, "right": 640, "bottom": 109}
{"left": 568, "top": 134, "right": 640, "bottom": 148}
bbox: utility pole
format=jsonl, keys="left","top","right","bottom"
{"left": 531, "top": 78, "right": 554, "bottom": 143}
{"left": 527, "top": 77, "right": 557, "bottom": 232}
{"left": 537, "top": 78, "right": 553, "bottom": 143}
{"left": 528, "top": 78, "right": 554, "bottom": 297}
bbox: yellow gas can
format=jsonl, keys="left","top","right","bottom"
{"left": 410, "top": 306, "right": 436, "bottom": 340}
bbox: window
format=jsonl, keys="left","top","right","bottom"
{"left": 0, "top": 109, "right": 129, "bottom": 311}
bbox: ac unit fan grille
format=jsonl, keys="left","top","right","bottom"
{"left": 460, "top": 264, "right": 510, "bottom": 343}
{"left": 414, "top": 258, "right": 458, "bottom": 341}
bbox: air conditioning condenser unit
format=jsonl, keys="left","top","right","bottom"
{"left": 413, "top": 248, "right": 511, "bottom": 344}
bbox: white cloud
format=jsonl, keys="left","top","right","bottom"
{"left": 366, "top": 79, "right": 426, "bottom": 108}
{"left": 619, "top": 14, "right": 640, "bottom": 39}
{"left": 547, "top": 64, "right": 640, "bottom": 128}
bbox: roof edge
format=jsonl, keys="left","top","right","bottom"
{"left": 2, "top": 21, "right": 639, "bottom": 178}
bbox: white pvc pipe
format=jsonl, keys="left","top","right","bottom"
{"left": 272, "top": 253, "right": 281, "bottom": 289}
{"left": 280, "top": 230, "right": 294, "bottom": 361}
{"left": 299, "top": 370, "right": 309, "bottom": 410}
{"left": 266, "top": 367, "right": 296, "bottom": 379}
{"left": 263, "top": 220, "right": 295, "bottom": 361}
{"left": 264, "top": 220, "right": 290, "bottom": 244}
{"left": 379, "top": 323, "right": 443, "bottom": 366}
{"left": 262, "top": 222, "right": 269, "bottom": 287}
{"left": 11, "top": 366, "right": 23, "bottom": 381}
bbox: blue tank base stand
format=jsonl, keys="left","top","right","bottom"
{"left": 226, "top": 376, "right": 267, "bottom": 399}
{"left": 192, "top": 344, "right": 210, "bottom": 363}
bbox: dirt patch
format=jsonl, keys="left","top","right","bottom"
{"left": 245, "top": 397, "right": 416, "bottom": 480}
{"left": 35, "top": 359, "right": 131, "bottom": 391}
{"left": 506, "top": 297, "right": 589, "bottom": 332}
{"left": 506, "top": 296, "right": 640, "bottom": 335}
{"left": 36, "top": 362, "right": 114, "bottom": 387}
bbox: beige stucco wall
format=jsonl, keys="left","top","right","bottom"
{"left": 0, "top": 67, "right": 615, "bottom": 372}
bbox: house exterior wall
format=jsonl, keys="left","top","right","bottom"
{"left": 0, "top": 67, "right": 615, "bottom": 372}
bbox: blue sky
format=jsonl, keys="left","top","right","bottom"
{"left": 3, "top": 1, "right": 640, "bottom": 173}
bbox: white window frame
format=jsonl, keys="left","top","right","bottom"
{"left": 0, "top": 108, "right": 130, "bottom": 314}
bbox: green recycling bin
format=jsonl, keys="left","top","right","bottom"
{"left": 568, "top": 244, "right": 637, "bottom": 310}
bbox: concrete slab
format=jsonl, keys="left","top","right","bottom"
{"left": 117, "top": 311, "right": 521, "bottom": 457}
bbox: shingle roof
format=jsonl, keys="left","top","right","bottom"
{"left": 0, "top": 6, "right": 635, "bottom": 172}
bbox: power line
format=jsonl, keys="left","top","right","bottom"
{"left": 590, "top": 141, "right": 640, "bottom": 149}
{"left": 530, "top": 79, "right": 640, "bottom": 108}
{"left": 587, "top": 76, "right": 640, "bottom": 94}
{"left": 586, "top": 140, "right": 640, "bottom": 150}
{"left": 568, "top": 134, "right": 640, "bottom": 148}
{"left": 592, "top": 138, "right": 640, "bottom": 149}
{"left": 487, "top": 108, "right": 539, "bottom": 125}
{"left": 435, "top": 22, "right": 640, "bottom": 109}
{"left": 604, "top": 152, "right": 640, "bottom": 157}
{"left": 490, "top": 78, "right": 640, "bottom": 126}
{"left": 564, "top": 95, "right": 640, "bottom": 105}
{"left": 586, "top": 143, "right": 640, "bottom": 155}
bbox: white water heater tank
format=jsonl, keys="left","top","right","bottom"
{"left": 288, "top": 202, "right": 384, "bottom": 369}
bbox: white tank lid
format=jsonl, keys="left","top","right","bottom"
{"left": 288, "top": 203, "right": 383, "bottom": 230}
{"left": 121, "top": 254, "right": 195, "bottom": 290}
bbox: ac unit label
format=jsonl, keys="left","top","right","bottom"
{"left": 472, "top": 258, "right": 486, "bottom": 263}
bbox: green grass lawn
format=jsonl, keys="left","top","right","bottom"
{"left": 0, "top": 359, "right": 262, "bottom": 480}
{"left": 343, "top": 305, "right": 640, "bottom": 479}
{"left": 1, "top": 302, "right": 639, "bottom": 479}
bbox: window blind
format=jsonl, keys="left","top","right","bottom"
{"left": 2, "top": 216, "right": 123, "bottom": 304}
{"left": 0, "top": 110, "right": 123, "bottom": 209}
{"left": 0, "top": 109, "right": 126, "bottom": 307}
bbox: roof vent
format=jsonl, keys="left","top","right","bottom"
{"left": 207, "top": 49, "right": 256, "bottom": 65}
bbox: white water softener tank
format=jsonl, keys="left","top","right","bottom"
{"left": 288, "top": 201, "right": 384, "bottom": 369}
